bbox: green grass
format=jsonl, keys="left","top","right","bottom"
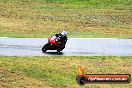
{"left": 1, "top": 0, "right": 131, "bottom": 9}
{"left": 0, "top": 31, "right": 132, "bottom": 38}
{"left": 0, "top": 0, "right": 132, "bottom": 38}
{"left": 0, "top": 56, "right": 132, "bottom": 88}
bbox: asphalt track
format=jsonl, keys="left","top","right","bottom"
{"left": 0, "top": 38, "right": 132, "bottom": 56}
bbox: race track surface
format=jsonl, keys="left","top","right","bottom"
{"left": 0, "top": 38, "right": 132, "bottom": 56}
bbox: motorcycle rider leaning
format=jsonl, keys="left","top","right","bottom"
{"left": 59, "top": 31, "right": 68, "bottom": 43}
{"left": 48, "top": 31, "right": 67, "bottom": 46}
{"left": 48, "top": 34, "right": 60, "bottom": 46}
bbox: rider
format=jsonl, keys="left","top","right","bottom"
{"left": 48, "top": 31, "right": 68, "bottom": 46}
{"left": 59, "top": 31, "right": 68, "bottom": 43}
{"left": 48, "top": 34, "right": 60, "bottom": 46}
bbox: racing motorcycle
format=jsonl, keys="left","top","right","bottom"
{"left": 42, "top": 35, "right": 67, "bottom": 53}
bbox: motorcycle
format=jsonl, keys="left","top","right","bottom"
{"left": 42, "top": 36, "right": 67, "bottom": 53}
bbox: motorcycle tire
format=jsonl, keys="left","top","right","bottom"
{"left": 42, "top": 45, "right": 47, "bottom": 52}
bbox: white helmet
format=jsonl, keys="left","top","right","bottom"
{"left": 61, "top": 31, "right": 67, "bottom": 36}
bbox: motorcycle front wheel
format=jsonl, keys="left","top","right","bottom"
{"left": 42, "top": 44, "right": 48, "bottom": 52}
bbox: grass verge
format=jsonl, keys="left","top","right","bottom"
{"left": 0, "top": 0, "right": 132, "bottom": 38}
{"left": 0, "top": 32, "right": 132, "bottom": 38}
{"left": 0, "top": 56, "right": 132, "bottom": 88}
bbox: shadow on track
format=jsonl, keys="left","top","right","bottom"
{"left": 42, "top": 51, "right": 64, "bottom": 55}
